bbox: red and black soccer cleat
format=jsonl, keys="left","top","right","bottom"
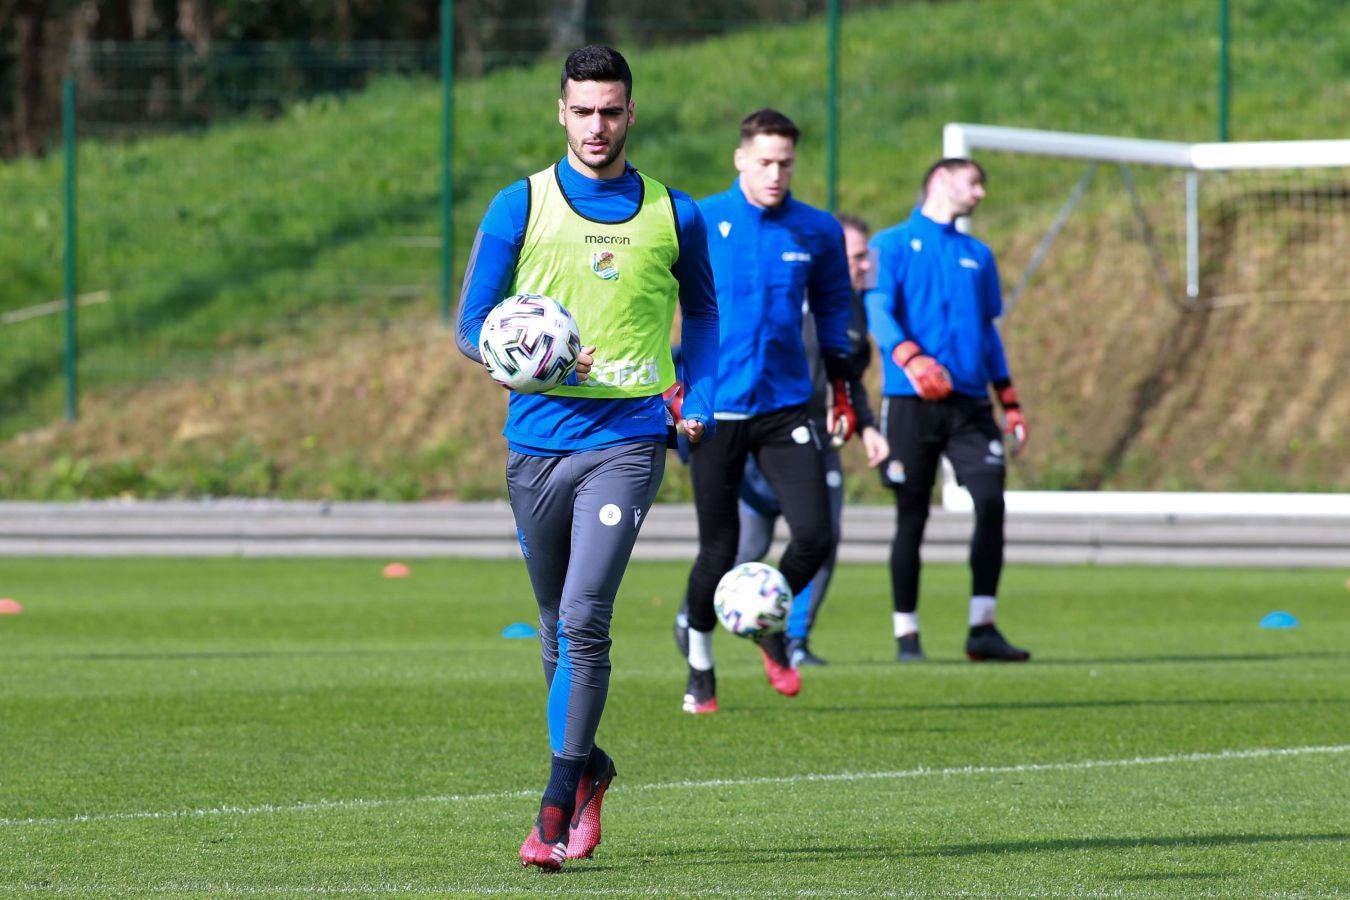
{"left": 682, "top": 665, "right": 719, "bottom": 714}
{"left": 519, "top": 804, "right": 569, "bottom": 871}
{"left": 566, "top": 756, "right": 617, "bottom": 860}
{"left": 757, "top": 632, "right": 801, "bottom": 697}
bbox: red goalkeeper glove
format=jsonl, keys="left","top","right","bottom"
{"left": 892, "top": 340, "right": 953, "bottom": 401}
{"left": 662, "top": 381, "right": 685, "bottom": 426}
{"left": 996, "top": 381, "right": 1028, "bottom": 455}
{"left": 826, "top": 378, "right": 857, "bottom": 448}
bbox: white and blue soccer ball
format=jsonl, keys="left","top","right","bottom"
{"left": 713, "top": 561, "right": 792, "bottom": 638}
{"left": 478, "top": 293, "right": 582, "bottom": 394}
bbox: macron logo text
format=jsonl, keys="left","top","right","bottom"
{"left": 586, "top": 235, "right": 631, "bottom": 245}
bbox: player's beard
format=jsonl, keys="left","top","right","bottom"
{"left": 569, "top": 129, "right": 627, "bottom": 174}
{"left": 950, "top": 189, "right": 981, "bottom": 218}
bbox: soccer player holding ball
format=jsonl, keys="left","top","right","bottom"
{"left": 455, "top": 45, "right": 719, "bottom": 870}
{"left": 866, "top": 158, "right": 1031, "bottom": 664}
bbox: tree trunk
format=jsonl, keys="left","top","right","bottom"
{"left": 548, "top": 0, "right": 587, "bottom": 57}
{"left": 176, "top": 0, "right": 211, "bottom": 51}
{"left": 175, "top": 0, "right": 211, "bottom": 119}
{"left": 12, "top": 0, "right": 46, "bottom": 155}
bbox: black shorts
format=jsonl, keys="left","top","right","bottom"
{"left": 878, "top": 394, "right": 1006, "bottom": 492}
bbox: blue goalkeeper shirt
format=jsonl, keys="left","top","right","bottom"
{"left": 456, "top": 160, "right": 719, "bottom": 455}
{"left": 698, "top": 180, "right": 853, "bottom": 418}
{"left": 865, "top": 207, "right": 1011, "bottom": 398}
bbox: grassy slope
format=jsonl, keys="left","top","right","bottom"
{"left": 0, "top": 0, "right": 1347, "bottom": 499}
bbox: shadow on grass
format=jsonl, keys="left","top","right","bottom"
{"left": 568, "top": 831, "right": 1348, "bottom": 876}
{"left": 904, "top": 831, "right": 1348, "bottom": 858}
{"left": 1114, "top": 871, "right": 1224, "bottom": 882}
{"left": 32, "top": 647, "right": 447, "bottom": 662}
{"left": 1025, "top": 652, "right": 1348, "bottom": 666}
{"left": 864, "top": 651, "right": 1347, "bottom": 668}
{"left": 730, "top": 696, "right": 1349, "bottom": 716}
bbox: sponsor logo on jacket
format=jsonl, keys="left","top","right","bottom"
{"left": 590, "top": 358, "right": 660, "bottom": 387}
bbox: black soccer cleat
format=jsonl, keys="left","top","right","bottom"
{"left": 673, "top": 607, "right": 690, "bottom": 659}
{"left": 965, "top": 624, "right": 1031, "bottom": 662}
{"left": 896, "top": 632, "right": 927, "bottom": 662}
{"left": 682, "top": 665, "right": 718, "bottom": 714}
{"left": 788, "top": 638, "right": 828, "bottom": 667}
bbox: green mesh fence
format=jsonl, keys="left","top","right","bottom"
{"left": 0, "top": 0, "right": 1346, "bottom": 441}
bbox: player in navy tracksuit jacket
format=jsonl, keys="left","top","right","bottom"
{"left": 866, "top": 157, "right": 1032, "bottom": 664}
{"left": 679, "top": 108, "right": 859, "bottom": 714}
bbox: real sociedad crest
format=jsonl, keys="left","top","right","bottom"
{"left": 592, "top": 250, "right": 620, "bottom": 280}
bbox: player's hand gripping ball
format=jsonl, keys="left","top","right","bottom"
{"left": 478, "top": 293, "right": 582, "bottom": 394}
{"left": 714, "top": 561, "right": 792, "bottom": 639}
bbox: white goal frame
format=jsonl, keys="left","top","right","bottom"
{"left": 937, "top": 124, "right": 1350, "bottom": 516}
{"left": 943, "top": 123, "right": 1350, "bottom": 303}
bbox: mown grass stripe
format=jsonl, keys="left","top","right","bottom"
{"left": 6, "top": 743, "right": 1345, "bottom": 830}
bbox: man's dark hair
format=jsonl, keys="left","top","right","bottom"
{"left": 739, "top": 108, "right": 800, "bottom": 145}
{"left": 836, "top": 213, "right": 870, "bottom": 236}
{"left": 922, "top": 157, "right": 987, "bottom": 195}
{"left": 561, "top": 45, "right": 633, "bottom": 99}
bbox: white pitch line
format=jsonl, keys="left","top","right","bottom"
{"left": 4, "top": 743, "right": 1346, "bottom": 829}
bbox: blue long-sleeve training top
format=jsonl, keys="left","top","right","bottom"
{"left": 698, "top": 179, "right": 854, "bottom": 419}
{"left": 865, "top": 207, "right": 1011, "bottom": 398}
{"left": 456, "top": 160, "right": 719, "bottom": 455}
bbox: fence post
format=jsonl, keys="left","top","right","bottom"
{"left": 825, "top": 0, "right": 839, "bottom": 212}
{"left": 63, "top": 75, "right": 78, "bottom": 423}
{"left": 1217, "top": 0, "right": 1230, "bottom": 141}
{"left": 440, "top": 0, "right": 455, "bottom": 326}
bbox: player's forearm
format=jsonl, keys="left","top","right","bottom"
{"left": 863, "top": 289, "right": 908, "bottom": 354}
{"left": 982, "top": 320, "right": 1011, "bottom": 383}
{"left": 848, "top": 376, "right": 877, "bottom": 430}
{"left": 807, "top": 283, "right": 854, "bottom": 359}
{"left": 455, "top": 229, "right": 519, "bottom": 363}
{"left": 678, "top": 306, "right": 719, "bottom": 424}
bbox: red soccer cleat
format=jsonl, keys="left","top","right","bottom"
{"left": 566, "top": 756, "right": 617, "bottom": 860}
{"left": 758, "top": 633, "right": 801, "bottom": 697}
{"left": 519, "top": 805, "right": 569, "bottom": 871}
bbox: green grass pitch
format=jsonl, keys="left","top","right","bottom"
{"left": 1, "top": 556, "right": 1346, "bottom": 897}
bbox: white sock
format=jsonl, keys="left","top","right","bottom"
{"left": 688, "top": 628, "right": 715, "bottom": 671}
{"left": 969, "top": 595, "right": 997, "bottom": 627}
{"left": 893, "top": 611, "right": 919, "bottom": 638}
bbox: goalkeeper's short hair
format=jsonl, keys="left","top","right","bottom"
{"left": 739, "top": 108, "right": 801, "bottom": 145}
{"left": 921, "top": 157, "right": 988, "bottom": 196}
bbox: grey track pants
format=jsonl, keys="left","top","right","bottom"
{"left": 506, "top": 440, "right": 665, "bottom": 759}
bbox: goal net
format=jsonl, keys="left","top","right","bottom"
{"left": 943, "top": 124, "right": 1350, "bottom": 313}
{"left": 934, "top": 125, "right": 1350, "bottom": 510}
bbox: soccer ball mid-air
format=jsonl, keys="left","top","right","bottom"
{"left": 714, "top": 562, "right": 792, "bottom": 638}
{"left": 478, "top": 293, "right": 582, "bottom": 393}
